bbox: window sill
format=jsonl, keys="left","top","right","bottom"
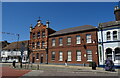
{"left": 77, "top": 60, "right": 81, "bottom": 61}
{"left": 87, "top": 60, "right": 92, "bottom": 62}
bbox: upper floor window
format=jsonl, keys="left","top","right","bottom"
{"left": 86, "top": 34, "right": 91, "bottom": 43}
{"left": 32, "top": 42, "right": 35, "bottom": 49}
{"left": 52, "top": 39, "right": 55, "bottom": 46}
{"left": 76, "top": 35, "right": 81, "bottom": 44}
{"left": 41, "top": 41, "right": 45, "bottom": 48}
{"left": 113, "top": 31, "right": 117, "bottom": 40}
{"left": 67, "top": 37, "right": 71, "bottom": 45}
{"left": 76, "top": 50, "right": 81, "bottom": 61}
{"left": 42, "top": 31, "right": 45, "bottom": 38}
{"left": 37, "top": 32, "right": 40, "bottom": 38}
{"left": 59, "top": 38, "right": 63, "bottom": 46}
{"left": 33, "top": 33, "right": 35, "bottom": 39}
{"left": 106, "top": 32, "right": 111, "bottom": 40}
{"left": 51, "top": 51, "right": 55, "bottom": 61}
{"left": 36, "top": 42, "right": 40, "bottom": 49}
{"left": 87, "top": 50, "right": 92, "bottom": 61}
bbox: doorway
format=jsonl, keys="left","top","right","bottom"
{"left": 40, "top": 57, "right": 43, "bottom": 63}
{"left": 32, "top": 57, "right": 35, "bottom": 63}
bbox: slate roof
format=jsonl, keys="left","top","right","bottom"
{"left": 99, "top": 21, "right": 120, "bottom": 28}
{"left": 3, "top": 40, "right": 29, "bottom": 50}
{"left": 49, "top": 25, "right": 96, "bottom": 36}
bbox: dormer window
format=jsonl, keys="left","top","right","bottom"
{"left": 106, "top": 32, "right": 111, "bottom": 40}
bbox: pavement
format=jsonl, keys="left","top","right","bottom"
{"left": 0, "top": 63, "right": 119, "bottom": 78}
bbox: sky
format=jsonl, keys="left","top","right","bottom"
{"left": 2, "top": 2, "right": 119, "bottom": 42}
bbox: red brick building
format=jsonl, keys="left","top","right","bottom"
{"left": 29, "top": 20, "right": 55, "bottom": 63}
{"left": 48, "top": 25, "right": 98, "bottom": 66}
{"left": 29, "top": 20, "right": 98, "bottom": 66}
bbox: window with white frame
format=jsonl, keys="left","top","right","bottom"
{"left": 52, "top": 39, "right": 55, "bottom": 46}
{"left": 51, "top": 51, "right": 55, "bottom": 61}
{"left": 76, "top": 35, "right": 81, "bottom": 44}
{"left": 113, "top": 31, "right": 117, "bottom": 40}
{"left": 106, "top": 48, "right": 112, "bottom": 60}
{"left": 106, "top": 32, "right": 111, "bottom": 40}
{"left": 67, "top": 51, "right": 72, "bottom": 61}
{"left": 59, "top": 38, "right": 63, "bottom": 46}
{"left": 115, "top": 48, "right": 120, "bottom": 60}
{"left": 86, "top": 34, "right": 91, "bottom": 43}
{"left": 76, "top": 50, "right": 81, "bottom": 61}
{"left": 59, "top": 51, "right": 63, "bottom": 61}
{"left": 87, "top": 50, "right": 92, "bottom": 61}
{"left": 67, "top": 37, "right": 71, "bottom": 45}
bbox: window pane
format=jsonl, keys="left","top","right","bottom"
{"left": 59, "top": 51, "right": 63, "bottom": 61}
{"left": 42, "top": 41, "right": 45, "bottom": 48}
{"left": 86, "top": 34, "right": 91, "bottom": 43}
{"left": 107, "top": 32, "right": 111, "bottom": 40}
{"left": 59, "top": 38, "right": 63, "bottom": 46}
{"left": 52, "top": 39, "right": 55, "bottom": 46}
{"left": 77, "top": 50, "right": 81, "bottom": 61}
{"left": 113, "top": 31, "right": 117, "bottom": 40}
{"left": 42, "top": 31, "right": 45, "bottom": 38}
{"left": 67, "top": 51, "right": 71, "bottom": 61}
{"left": 67, "top": 37, "right": 71, "bottom": 45}
{"left": 37, "top": 32, "right": 40, "bottom": 38}
{"left": 87, "top": 50, "right": 92, "bottom": 61}
{"left": 36, "top": 53, "right": 39, "bottom": 59}
{"left": 76, "top": 35, "right": 81, "bottom": 44}
{"left": 52, "top": 52, "right": 55, "bottom": 61}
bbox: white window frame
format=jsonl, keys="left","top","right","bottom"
{"left": 67, "top": 37, "right": 71, "bottom": 45}
{"left": 113, "top": 31, "right": 117, "bottom": 40}
{"left": 67, "top": 51, "right": 72, "bottom": 61}
{"left": 87, "top": 50, "right": 92, "bottom": 61}
{"left": 106, "top": 31, "right": 111, "bottom": 40}
{"left": 86, "top": 34, "right": 91, "bottom": 43}
{"left": 59, "top": 51, "right": 63, "bottom": 61}
{"left": 76, "top": 35, "right": 81, "bottom": 44}
{"left": 51, "top": 51, "right": 55, "bottom": 61}
{"left": 76, "top": 50, "right": 81, "bottom": 61}
{"left": 59, "top": 38, "right": 63, "bottom": 46}
{"left": 52, "top": 39, "right": 55, "bottom": 46}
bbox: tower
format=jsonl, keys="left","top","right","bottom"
{"left": 114, "top": 5, "right": 120, "bottom": 21}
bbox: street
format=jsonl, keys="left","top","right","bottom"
{"left": 0, "top": 63, "right": 119, "bottom": 78}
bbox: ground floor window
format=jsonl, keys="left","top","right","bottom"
{"left": 51, "top": 52, "right": 55, "bottom": 61}
{"left": 115, "top": 47, "right": 120, "bottom": 60}
{"left": 87, "top": 50, "right": 92, "bottom": 61}
{"left": 106, "top": 48, "right": 112, "bottom": 60}
{"left": 59, "top": 51, "right": 63, "bottom": 61}
{"left": 67, "top": 51, "right": 72, "bottom": 61}
{"left": 76, "top": 50, "right": 81, "bottom": 61}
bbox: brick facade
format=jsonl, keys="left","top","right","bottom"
{"left": 48, "top": 28, "right": 98, "bottom": 66}
{"left": 29, "top": 20, "right": 55, "bottom": 63}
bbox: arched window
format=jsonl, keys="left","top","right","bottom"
{"left": 106, "top": 32, "right": 111, "bottom": 40}
{"left": 113, "top": 31, "right": 117, "bottom": 40}
{"left": 115, "top": 47, "right": 120, "bottom": 60}
{"left": 106, "top": 48, "right": 112, "bottom": 60}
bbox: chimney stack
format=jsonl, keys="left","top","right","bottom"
{"left": 30, "top": 24, "right": 33, "bottom": 32}
{"left": 114, "top": 5, "right": 120, "bottom": 21}
{"left": 46, "top": 20, "right": 50, "bottom": 28}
